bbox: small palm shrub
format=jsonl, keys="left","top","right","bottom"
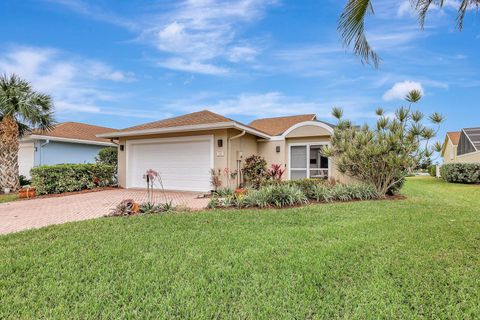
{"left": 428, "top": 165, "right": 437, "bottom": 177}
{"left": 441, "top": 163, "right": 480, "bottom": 184}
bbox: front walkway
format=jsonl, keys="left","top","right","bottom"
{"left": 0, "top": 189, "right": 209, "bottom": 235}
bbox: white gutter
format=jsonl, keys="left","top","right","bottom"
{"left": 26, "top": 135, "right": 116, "bottom": 147}
{"left": 97, "top": 121, "right": 271, "bottom": 140}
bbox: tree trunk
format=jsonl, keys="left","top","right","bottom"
{"left": 0, "top": 115, "right": 20, "bottom": 192}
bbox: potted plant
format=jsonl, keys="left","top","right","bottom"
{"left": 18, "top": 186, "right": 36, "bottom": 198}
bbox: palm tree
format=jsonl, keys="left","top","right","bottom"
{"left": 0, "top": 74, "right": 54, "bottom": 191}
{"left": 339, "top": 0, "right": 479, "bottom": 67}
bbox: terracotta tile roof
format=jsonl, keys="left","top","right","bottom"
{"left": 447, "top": 131, "right": 461, "bottom": 145}
{"left": 32, "top": 122, "right": 116, "bottom": 143}
{"left": 118, "top": 110, "right": 232, "bottom": 132}
{"left": 248, "top": 114, "right": 317, "bottom": 136}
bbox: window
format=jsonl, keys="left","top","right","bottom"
{"left": 289, "top": 143, "right": 330, "bottom": 179}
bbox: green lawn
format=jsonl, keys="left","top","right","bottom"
{"left": 1, "top": 177, "right": 479, "bottom": 319}
{"left": 0, "top": 193, "right": 18, "bottom": 203}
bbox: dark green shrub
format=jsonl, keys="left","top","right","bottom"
{"left": 428, "top": 165, "right": 437, "bottom": 177}
{"left": 19, "top": 175, "right": 31, "bottom": 186}
{"left": 31, "top": 163, "right": 115, "bottom": 195}
{"left": 441, "top": 163, "right": 480, "bottom": 184}
{"left": 242, "top": 155, "right": 268, "bottom": 189}
{"left": 96, "top": 147, "right": 118, "bottom": 168}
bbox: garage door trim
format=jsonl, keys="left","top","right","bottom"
{"left": 125, "top": 135, "right": 214, "bottom": 190}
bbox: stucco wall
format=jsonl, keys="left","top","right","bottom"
{"left": 454, "top": 151, "right": 480, "bottom": 163}
{"left": 18, "top": 142, "right": 35, "bottom": 178}
{"left": 285, "top": 125, "right": 331, "bottom": 138}
{"left": 34, "top": 140, "right": 106, "bottom": 167}
{"left": 442, "top": 140, "right": 458, "bottom": 164}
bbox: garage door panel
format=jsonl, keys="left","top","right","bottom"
{"left": 128, "top": 137, "right": 212, "bottom": 191}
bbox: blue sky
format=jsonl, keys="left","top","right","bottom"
{"left": 0, "top": 0, "right": 479, "bottom": 140}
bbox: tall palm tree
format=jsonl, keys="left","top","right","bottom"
{"left": 0, "top": 74, "right": 54, "bottom": 191}
{"left": 339, "top": 0, "right": 479, "bottom": 67}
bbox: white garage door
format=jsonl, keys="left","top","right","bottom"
{"left": 127, "top": 136, "right": 213, "bottom": 192}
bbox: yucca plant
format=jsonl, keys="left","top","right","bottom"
{"left": 323, "top": 90, "right": 443, "bottom": 196}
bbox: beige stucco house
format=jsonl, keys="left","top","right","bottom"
{"left": 441, "top": 128, "right": 480, "bottom": 165}
{"left": 98, "top": 110, "right": 351, "bottom": 192}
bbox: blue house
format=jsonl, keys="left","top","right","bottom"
{"left": 19, "top": 122, "right": 117, "bottom": 178}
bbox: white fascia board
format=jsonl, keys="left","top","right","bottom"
{"left": 97, "top": 121, "right": 272, "bottom": 140}
{"left": 27, "top": 135, "right": 116, "bottom": 147}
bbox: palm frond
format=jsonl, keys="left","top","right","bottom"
{"left": 338, "top": 0, "right": 380, "bottom": 68}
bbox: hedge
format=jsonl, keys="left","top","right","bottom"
{"left": 440, "top": 163, "right": 480, "bottom": 184}
{"left": 31, "top": 164, "right": 116, "bottom": 195}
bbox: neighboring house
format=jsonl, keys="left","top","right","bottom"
{"left": 98, "top": 110, "right": 353, "bottom": 192}
{"left": 19, "top": 122, "right": 117, "bottom": 178}
{"left": 441, "top": 127, "right": 480, "bottom": 165}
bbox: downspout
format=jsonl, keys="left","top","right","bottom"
{"left": 39, "top": 139, "right": 50, "bottom": 165}
{"left": 228, "top": 130, "right": 246, "bottom": 188}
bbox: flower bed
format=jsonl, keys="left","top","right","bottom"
{"left": 208, "top": 180, "right": 381, "bottom": 209}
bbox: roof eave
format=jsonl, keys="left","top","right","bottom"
{"left": 97, "top": 122, "right": 272, "bottom": 140}
{"left": 23, "top": 134, "right": 116, "bottom": 147}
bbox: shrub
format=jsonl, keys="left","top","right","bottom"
{"left": 441, "top": 163, "right": 480, "bottom": 184}
{"left": 267, "top": 164, "right": 285, "bottom": 181}
{"left": 244, "top": 184, "right": 308, "bottom": 208}
{"left": 139, "top": 202, "right": 166, "bottom": 214}
{"left": 312, "top": 182, "right": 379, "bottom": 202}
{"left": 214, "top": 187, "right": 234, "bottom": 197}
{"left": 322, "top": 90, "right": 443, "bottom": 196}
{"left": 262, "top": 179, "right": 328, "bottom": 198}
{"left": 31, "top": 163, "right": 115, "bottom": 195}
{"left": 96, "top": 147, "right": 117, "bottom": 168}
{"left": 428, "top": 165, "right": 437, "bottom": 177}
{"left": 242, "top": 155, "right": 268, "bottom": 189}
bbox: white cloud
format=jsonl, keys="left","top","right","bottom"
{"left": 168, "top": 91, "right": 379, "bottom": 121}
{"left": 50, "top": 0, "right": 276, "bottom": 75}
{"left": 0, "top": 46, "right": 133, "bottom": 114}
{"left": 382, "top": 81, "right": 424, "bottom": 101}
{"left": 142, "top": 0, "right": 276, "bottom": 74}
{"left": 158, "top": 58, "right": 229, "bottom": 75}
{"left": 397, "top": 1, "right": 414, "bottom": 17}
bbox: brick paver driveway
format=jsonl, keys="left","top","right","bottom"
{"left": 0, "top": 189, "right": 209, "bottom": 235}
